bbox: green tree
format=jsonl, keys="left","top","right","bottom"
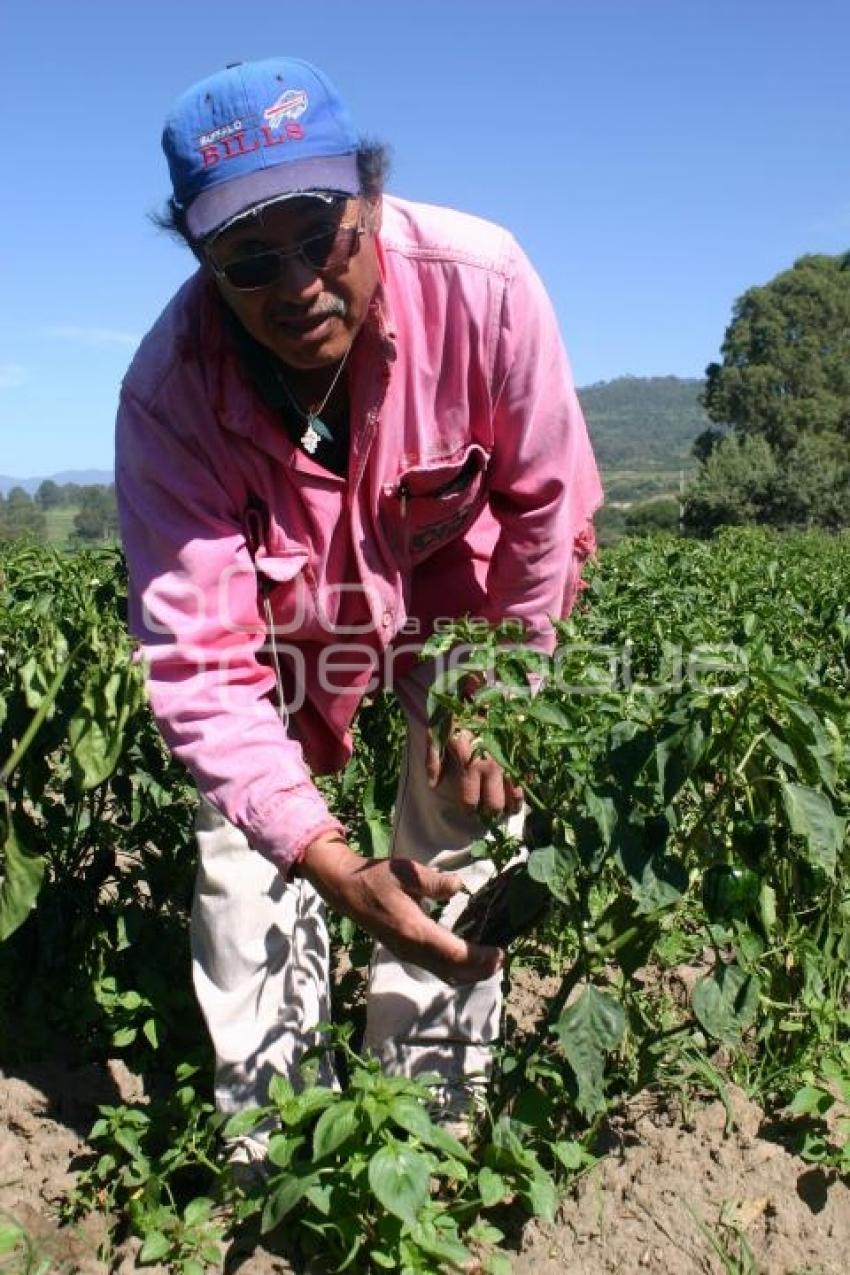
{"left": 683, "top": 435, "right": 778, "bottom": 536}
{"left": 72, "top": 485, "right": 119, "bottom": 543}
{"left": 703, "top": 253, "right": 850, "bottom": 452}
{"left": 761, "top": 432, "right": 850, "bottom": 531}
{"left": 0, "top": 487, "right": 47, "bottom": 541}
{"left": 625, "top": 497, "right": 681, "bottom": 536}
{"left": 691, "top": 426, "right": 727, "bottom": 463}
{"left": 35, "top": 479, "right": 63, "bottom": 510}
{"left": 61, "top": 482, "right": 83, "bottom": 505}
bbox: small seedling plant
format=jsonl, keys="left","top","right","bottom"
{"left": 68, "top": 1031, "right": 555, "bottom": 1274}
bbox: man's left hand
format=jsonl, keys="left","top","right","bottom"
{"left": 425, "top": 727, "right": 523, "bottom": 818}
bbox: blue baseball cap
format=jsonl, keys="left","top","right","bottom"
{"left": 162, "top": 57, "right": 360, "bottom": 240}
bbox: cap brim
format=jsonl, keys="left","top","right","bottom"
{"left": 186, "top": 153, "right": 359, "bottom": 240}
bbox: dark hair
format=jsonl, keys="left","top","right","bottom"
{"left": 149, "top": 139, "right": 392, "bottom": 254}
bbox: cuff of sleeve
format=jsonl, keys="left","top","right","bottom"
{"left": 246, "top": 784, "right": 345, "bottom": 876}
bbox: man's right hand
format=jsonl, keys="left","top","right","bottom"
{"left": 297, "top": 832, "right": 503, "bottom": 986}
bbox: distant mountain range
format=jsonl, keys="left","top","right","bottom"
{"left": 0, "top": 469, "right": 114, "bottom": 497}
{"left": 1, "top": 376, "right": 712, "bottom": 500}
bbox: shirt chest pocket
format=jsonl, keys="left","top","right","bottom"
{"left": 244, "top": 501, "right": 317, "bottom": 637}
{"left": 381, "top": 443, "right": 490, "bottom": 565}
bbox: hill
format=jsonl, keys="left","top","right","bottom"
{"left": 577, "top": 375, "right": 710, "bottom": 470}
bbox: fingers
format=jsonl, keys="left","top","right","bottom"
{"left": 459, "top": 755, "right": 521, "bottom": 819}
{"left": 425, "top": 731, "right": 442, "bottom": 790}
{"left": 348, "top": 859, "right": 502, "bottom": 984}
{"left": 382, "top": 893, "right": 504, "bottom": 985}
{"left": 439, "top": 728, "right": 524, "bottom": 819}
{"left": 506, "top": 780, "right": 524, "bottom": 817}
{"left": 410, "top": 866, "right": 465, "bottom": 903}
{"left": 388, "top": 858, "right": 465, "bottom": 904}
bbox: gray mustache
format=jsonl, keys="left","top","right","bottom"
{"left": 274, "top": 296, "right": 346, "bottom": 322}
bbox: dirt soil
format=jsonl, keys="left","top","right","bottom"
{"left": 2, "top": 977, "right": 849, "bottom": 1274}
{"left": 511, "top": 1084, "right": 849, "bottom": 1274}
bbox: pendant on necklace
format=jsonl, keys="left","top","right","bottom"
{"left": 300, "top": 411, "right": 333, "bottom": 456}
{"left": 301, "top": 422, "right": 322, "bottom": 455}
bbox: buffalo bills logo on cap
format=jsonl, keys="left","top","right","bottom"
{"left": 264, "top": 89, "right": 309, "bottom": 130}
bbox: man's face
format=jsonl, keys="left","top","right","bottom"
{"left": 204, "top": 195, "right": 381, "bottom": 370}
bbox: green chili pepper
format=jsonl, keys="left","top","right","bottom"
{"left": 734, "top": 820, "right": 772, "bottom": 870}
{"left": 702, "top": 863, "right": 761, "bottom": 923}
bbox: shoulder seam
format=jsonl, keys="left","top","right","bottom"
{"left": 120, "top": 346, "right": 186, "bottom": 414}
{"left": 380, "top": 234, "right": 517, "bottom": 280}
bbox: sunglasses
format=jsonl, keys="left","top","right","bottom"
{"left": 208, "top": 218, "right": 364, "bottom": 291}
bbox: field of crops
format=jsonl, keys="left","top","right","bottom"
{"left": 1, "top": 528, "right": 849, "bottom": 1274}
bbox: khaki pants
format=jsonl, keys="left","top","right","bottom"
{"left": 191, "top": 661, "right": 517, "bottom": 1116}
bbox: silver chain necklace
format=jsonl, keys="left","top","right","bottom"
{"left": 274, "top": 343, "right": 352, "bottom": 455}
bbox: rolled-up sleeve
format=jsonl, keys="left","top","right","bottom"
{"left": 115, "top": 385, "right": 343, "bottom": 873}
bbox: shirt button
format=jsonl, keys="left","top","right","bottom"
{"left": 382, "top": 611, "right": 393, "bottom": 627}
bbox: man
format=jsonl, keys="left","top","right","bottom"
{"left": 116, "top": 57, "right": 602, "bottom": 1151}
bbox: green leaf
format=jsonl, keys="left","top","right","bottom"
{"left": 524, "top": 701, "right": 571, "bottom": 729}
{"left": 593, "top": 895, "right": 659, "bottom": 977}
{"left": 655, "top": 719, "right": 704, "bottom": 805}
{"left": 786, "top": 1086, "right": 835, "bottom": 1117}
{"left": 614, "top": 819, "right": 687, "bottom": 913}
{"left": 527, "top": 843, "right": 576, "bottom": 905}
{"left": 468, "top": 1219, "right": 505, "bottom": 1246}
{"left": 488, "top": 1118, "right": 535, "bottom": 1172}
{"left": 388, "top": 1095, "right": 434, "bottom": 1141}
{"left": 111, "top": 1027, "right": 137, "bottom": 1048}
{"left": 362, "top": 776, "right": 391, "bottom": 858}
{"left": 267, "top": 1133, "right": 302, "bottom": 1170}
{"left": 291, "top": 1085, "right": 336, "bottom": 1123}
{"left": 409, "top": 1219, "right": 472, "bottom": 1266}
{"left": 423, "top": 1122, "right": 474, "bottom": 1164}
{"left": 368, "top": 1143, "right": 430, "bottom": 1227}
{"left": 765, "top": 733, "right": 798, "bottom": 770}
{"left": 780, "top": 782, "right": 843, "bottom": 875}
{"left": 477, "top": 1166, "right": 508, "bottom": 1207}
{"left": 183, "top": 1197, "right": 214, "bottom": 1226}
{"left": 0, "top": 1223, "right": 22, "bottom": 1256}
{"left": 692, "top": 963, "right": 761, "bottom": 1046}
{"left": 785, "top": 702, "right": 838, "bottom": 792}
{"left": 0, "top": 817, "right": 46, "bottom": 942}
{"left": 312, "top": 1100, "right": 359, "bottom": 1159}
{"left": 67, "top": 663, "right": 140, "bottom": 790}
{"left": 552, "top": 1139, "right": 594, "bottom": 1172}
{"left": 267, "top": 1073, "right": 295, "bottom": 1105}
{"left": 142, "top": 1017, "right": 159, "bottom": 1050}
{"left": 222, "top": 1108, "right": 266, "bottom": 1139}
{"left": 305, "top": 1183, "right": 332, "bottom": 1215}
{"left": 552, "top": 985, "right": 625, "bottom": 1119}
{"left": 483, "top": 1254, "right": 513, "bottom": 1275}
{"left": 138, "top": 1231, "right": 171, "bottom": 1263}
{"left": 479, "top": 732, "right": 511, "bottom": 772}
{"left": 584, "top": 789, "right": 617, "bottom": 850}
{"left": 525, "top": 1170, "right": 557, "bottom": 1221}
{"left": 261, "top": 1171, "right": 320, "bottom": 1234}
{"left": 364, "top": 813, "right": 391, "bottom": 859}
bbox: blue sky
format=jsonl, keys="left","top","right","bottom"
{"left": 2, "top": 0, "right": 848, "bottom": 476}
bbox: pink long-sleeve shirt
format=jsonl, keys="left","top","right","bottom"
{"left": 116, "top": 195, "right": 603, "bottom": 873}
